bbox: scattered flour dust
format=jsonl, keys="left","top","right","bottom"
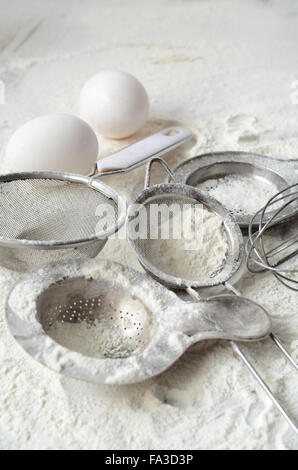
{"left": 147, "top": 205, "right": 228, "bottom": 281}
{"left": 197, "top": 175, "right": 279, "bottom": 216}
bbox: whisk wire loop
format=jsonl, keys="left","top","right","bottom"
{"left": 246, "top": 183, "right": 298, "bottom": 290}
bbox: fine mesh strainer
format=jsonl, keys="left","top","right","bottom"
{"left": 127, "top": 158, "right": 243, "bottom": 290}
{"left": 127, "top": 158, "right": 298, "bottom": 434}
{"left": 0, "top": 174, "right": 122, "bottom": 271}
{"left": 0, "top": 126, "right": 191, "bottom": 271}
{"left": 6, "top": 258, "right": 271, "bottom": 385}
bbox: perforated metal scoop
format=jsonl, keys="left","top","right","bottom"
{"left": 0, "top": 126, "right": 191, "bottom": 271}
{"left": 6, "top": 258, "right": 271, "bottom": 384}
{"left": 127, "top": 158, "right": 243, "bottom": 290}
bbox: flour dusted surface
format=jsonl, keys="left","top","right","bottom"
{"left": 1, "top": 0, "right": 298, "bottom": 450}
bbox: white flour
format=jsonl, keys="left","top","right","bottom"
{"left": 197, "top": 175, "right": 279, "bottom": 216}
{"left": 1, "top": 0, "right": 298, "bottom": 451}
{"left": 147, "top": 206, "right": 228, "bottom": 281}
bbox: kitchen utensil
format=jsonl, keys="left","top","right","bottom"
{"left": 0, "top": 126, "right": 191, "bottom": 271}
{"left": 246, "top": 183, "right": 298, "bottom": 290}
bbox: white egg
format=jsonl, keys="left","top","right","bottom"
{"left": 4, "top": 114, "right": 99, "bottom": 174}
{"left": 80, "top": 69, "right": 149, "bottom": 139}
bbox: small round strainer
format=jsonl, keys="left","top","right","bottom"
{"left": 127, "top": 158, "right": 243, "bottom": 290}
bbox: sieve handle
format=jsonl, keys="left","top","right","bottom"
{"left": 96, "top": 126, "right": 192, "bottom": 176}
{"left": 178, "top": 296, "right": 271, "bottom": 343}
{"left": 144, "top": 157, "right": 176, "bottom": 189}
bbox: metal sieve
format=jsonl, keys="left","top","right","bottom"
{"left": 127, "top": 158, "right": 298, "bottom": 434}
{"left": 6, "top": 257, "right": 271, "bottom": 384}
{"left": 0, "top": 126, "right": 191, "bottom": 271}
{"left": 127, "top": 157, "right": 243, "bottom": 290}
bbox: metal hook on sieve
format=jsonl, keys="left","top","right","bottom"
{"left": 144, "top": 157, "right": 176, "bottom": 189}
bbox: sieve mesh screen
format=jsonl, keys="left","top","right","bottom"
{"left": 0, "top": 178, "right": 118, "bottom": 242}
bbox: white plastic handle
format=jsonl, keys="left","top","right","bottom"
{"left": 96, "top": 126, "right": 192, "bottom": 175}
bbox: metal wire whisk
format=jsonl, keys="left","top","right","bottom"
{"left": 246, "top": 183, "right": 298, "bottom": 291}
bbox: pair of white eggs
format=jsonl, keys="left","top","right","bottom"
{"left": 5, "top": 70, "right": 149, "bottom": 174}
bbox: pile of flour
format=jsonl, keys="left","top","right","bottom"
{"left": 146, "top": 205, "right": 228, "bottom": 281}
{"left": 197, "top": 175, "right": 279, "bottom": 216}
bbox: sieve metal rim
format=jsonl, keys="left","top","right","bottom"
{"left": 0, "top": 171, "right": 127, "bottom": 249}
{"left": 127, "top": 182, "right": 244, "bottom": 289}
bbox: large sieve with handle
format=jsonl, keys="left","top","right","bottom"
{"left": 0, "top": 126, "right": 191, "bottom": 271}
